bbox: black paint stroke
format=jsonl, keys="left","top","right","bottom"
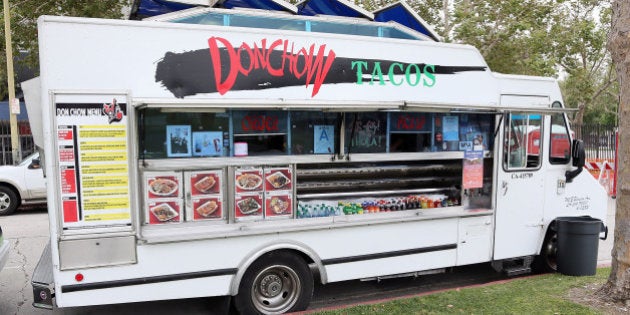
{"left": 155, "top": 48, "right": 487, "bottom": 98}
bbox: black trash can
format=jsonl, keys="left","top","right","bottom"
{"left": 555, "top": 217, "right": 606, "bottom": 276}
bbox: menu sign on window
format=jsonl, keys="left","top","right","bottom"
{"left": 55, "top": 95, "right": 132, "bottom": 228}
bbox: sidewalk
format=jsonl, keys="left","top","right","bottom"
{"left": 597, "top": 196, "right": 615, "bottom": 266}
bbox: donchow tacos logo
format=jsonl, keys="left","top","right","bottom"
{"left": 102, "top": 99, "right": 124, "bottom": 124}
{"left": 155, "top": 37, "right": 487, "bottom": 98}
{"left": 208, "top": 37, "right": 335, "bottom": 97}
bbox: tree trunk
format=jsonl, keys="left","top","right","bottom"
{"left": 573, "top": 101, "right": 586, "bottom": 125}
{"left": 600, "top": 0, "right": 630, "bottom": 302}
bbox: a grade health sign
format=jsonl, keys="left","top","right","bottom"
{"left": 54, "top": 94, "right": 132, "bottom": 229}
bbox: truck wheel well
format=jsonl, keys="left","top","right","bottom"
{"left": 231, "top": 247, "right": 319, "bottom": 296}
{"left": 257, "top": 249, "right": 316, "bottom": 267}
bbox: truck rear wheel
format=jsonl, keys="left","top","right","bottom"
{"left": 235, "top": 251, "right": 313, "bottom": 315}
{"left": 0, "top": 186, "right": 19, "bottom": 216}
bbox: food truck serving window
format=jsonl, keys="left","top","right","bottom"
{"left": 140, "top": 108, "right": 230, "bottom": 159}
{"left": 139, "top": 109, "right": 342, "bottom": 158}
{"left": 139, "top": 109, "right": 496, "bottom": 159}
{"left": 138, "top": 108, "right": 498, "bottom": 227}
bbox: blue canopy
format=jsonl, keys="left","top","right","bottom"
{"left": 130, "top": 0, "right": 439, "bottom": 41}
{"left": 373, "top": 2, "right": 440, "bottom": 41}
{"left": 132, "top": 0, "right": 195, "bottom": 19}
{"left": 296, "top": 0, "right": 373, "bottom": 20}
{"left": 221, "top": 0, "right": 297, "bottom": 13}
{"left": 131, "top": 0, "right": 296, "bottom": 18}
{"left": 0, "top": 102, "right": 29, "bottom": 121}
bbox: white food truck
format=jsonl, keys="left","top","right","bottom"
{"left": 27, "top": 5, "right": 607, "bottom": 314}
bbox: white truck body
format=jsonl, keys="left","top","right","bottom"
{"left": 29, "top": 14, "right": 607, "bottom": 313}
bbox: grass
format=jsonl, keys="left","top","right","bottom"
{"left": 313, "top": 268, "right": 611, "bottom": 315}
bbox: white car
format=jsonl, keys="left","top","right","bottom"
{"left": 0, "top": 226, "right": 9, "bottom": 271}
{"left": 0, "top": 152, "right": 47, "bottom": 216}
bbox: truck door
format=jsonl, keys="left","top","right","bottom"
{"left": 494, "top": 113, "right": 545, "bottom": 260}
{"left": 24, "top": 153, "right": 46, "bottom": 199}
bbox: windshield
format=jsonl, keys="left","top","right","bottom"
{"left": 19, "top": 152, "right": 39, "bottom": 166}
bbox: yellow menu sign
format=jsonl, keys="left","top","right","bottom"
{"left": 55, "top": 99, "right": 132, "bottom": 227}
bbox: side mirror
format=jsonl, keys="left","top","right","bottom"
{"left": 29, "top": 159, "right": 41, "bottom": 170}
{"left": 571, "top": 139, "right": 586, "bottom": 167}
{"left": 566, "top": 139, "right": 585, "bottom": 183}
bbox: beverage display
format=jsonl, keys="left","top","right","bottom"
{"left": 296, "top": 194, "right": 460, "bottom": 218}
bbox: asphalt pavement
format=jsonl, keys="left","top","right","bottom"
{"left": 0, "top": 198, "right": 617, "bottom": 315}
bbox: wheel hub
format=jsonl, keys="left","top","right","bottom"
{"left": 0, "top": 193, "right": 10, "bottom": 210}
{"left": 259, "top": 273, "right": 283, "bottom": 298}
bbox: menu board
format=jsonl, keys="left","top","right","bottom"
{"left": 234, "top": 168, "right": 264, "bottom": 220}
{"left": 264, "top": 167, "right": 293, "bottom": 219}
{"left": 187, "top": 170, "right": 224, "bottom": 221}
{"left": 144, "top": 172, "right": 183, "bottom": 224}
{"left": 54, "top": 95, "right": 132, "bottom": 228}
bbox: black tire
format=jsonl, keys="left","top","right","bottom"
{"left": 0, "top": 186, "right": 19, "bottom": 216}
{"left": 533, "top": 229, "right": 558, "bottom": 273}
{"left": 235, "top": 251, "right": 313, "bottom": 315}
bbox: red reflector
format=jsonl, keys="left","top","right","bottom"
{"left": 75, "top": 273, "right": 84, "bottom": 282}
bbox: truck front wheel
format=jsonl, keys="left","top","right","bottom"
{"left": 0, "top": 186, "right": 19, "bottom": 216}
{"left": 533, "top": 230, "right": 558, "bottom": 273}
{"left": 235, "top": 251, "right": 313, "bottom": 315}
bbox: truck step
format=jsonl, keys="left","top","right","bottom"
{"left": 504, "top": 266, "right": 532, "bottom": 277}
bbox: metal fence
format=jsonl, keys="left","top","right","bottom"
{"left": 0, "top": 120, "right": 35, "bottom": 165}
{"left": 573, "top": 124, "right": 618, "bottom": 162}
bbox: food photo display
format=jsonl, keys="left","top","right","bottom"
{"left": 265, "top": 193, "right": 293, "bottom": 218}
{"left": 148, "top": 201, "right": 182, "bottom": 224}
{"left": 234, "top": 193, "right": 264, "bottom": 220}
{"left": 192, "top": 197, "right": 222, "bottom": 220}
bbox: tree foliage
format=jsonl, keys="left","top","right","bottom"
{"left": 1, "top": 0, "right": 129, "bottom": 100}
{"left": 447, "top": 0, "right": 615, "bottom": 124}
{"left": 552, "top": 0, "right": 616, "bottom": 125}
{"left": 452, "top": 0, "right": 558, "bottom": 76}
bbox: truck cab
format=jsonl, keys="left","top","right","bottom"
{"left": 0, "top": 152, "right": 47, "bottom": 215}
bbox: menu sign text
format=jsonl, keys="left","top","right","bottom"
{"left": 55, "top": 97, "right": 132, "bottom": 228}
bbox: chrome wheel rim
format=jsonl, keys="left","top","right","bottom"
{"left": 251, "top": 265, "right": 301, "bottom": 314}
{"left": 0, "top": 192, "right": 11, "bottom": 210}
